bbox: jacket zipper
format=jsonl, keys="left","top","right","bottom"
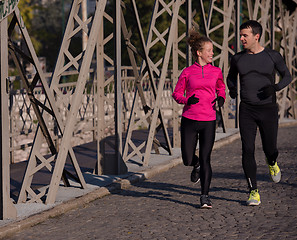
{"left": 202, "top": 66, "right": 204, "bottom": 78}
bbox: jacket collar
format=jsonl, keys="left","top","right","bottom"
{"left": 194, "top": 62, "right": 211, "bottom": 68}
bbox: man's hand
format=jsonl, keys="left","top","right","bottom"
{"left": 187, "top": 94, "right": 199, "bottom": 105}
{"left": 258, "top": 84, "right": 277, "bottom": 100}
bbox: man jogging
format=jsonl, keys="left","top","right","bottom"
{"left": 227, "top": 20, "right": 292, "bottom": 206}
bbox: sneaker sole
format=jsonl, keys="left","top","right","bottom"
{"left": 191, "top": 178, "right": 200, "bottom": 184}
{"left": 201, "top": 204, "right": 212, "bottom": 209}
{"left": 267, "top": 161, "right": 281, "bottom": 183}
{"left": 247, "top": 201, "right": 261, "bottom": 206}
{"left": 270, "top": 171, "right": 281, "bottom": 183}
{"left": 191, "top": 166, "right": 200, "bottom": 183}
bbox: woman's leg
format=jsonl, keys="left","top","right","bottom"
{"left": 180, "top": 117, "right": 199, "bottom": 166}
{"left": 198, "top": 120, "right": 216, "bottom": 195}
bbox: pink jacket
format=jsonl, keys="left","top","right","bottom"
{"left": 172, "top": 62, "right": 226, "bottom": 121}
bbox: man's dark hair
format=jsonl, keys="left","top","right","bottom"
{"left": 240, "top": 20, "right": 263, "bottom": 40}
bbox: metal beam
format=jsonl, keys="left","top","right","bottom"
{"left": 15, "top": 4, "right": 87, "bottom": 203}
{"left": 0, "top": 17, "right": 16, "bottom": 220}
{"left": 46, "top": 0, "right": 107, "bottom": 204}
{"left": 114, "top": 0, "right": 126, "bottom": 174}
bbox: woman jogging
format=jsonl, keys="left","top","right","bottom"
{"left": 172, "top": 31, "right": 226, "bottom": 209}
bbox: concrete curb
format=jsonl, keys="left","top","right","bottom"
{"left": 279, "top": 119, "right": 297, "bottom": 128}
{"left": 0, "top": 157, "right": 184, "bottom": 239}
{"left": 0, "top": 119, "right": 296, "bottom": 239}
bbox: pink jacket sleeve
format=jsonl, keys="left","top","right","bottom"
{"left": 172, "top": 70, "right": 188, "bottom": 105}
{"left": 216, "top": 70, "right": 226, "bottom": 99}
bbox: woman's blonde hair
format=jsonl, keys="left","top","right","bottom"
{"left": 187, "top": 30, "right": 212, "bottom": 60}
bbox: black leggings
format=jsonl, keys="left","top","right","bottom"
{"left": 181, "top": 117, "right": 216, "bottom": 195}
{"left": 239, "top": 102, "right": 279, "bottom": 190}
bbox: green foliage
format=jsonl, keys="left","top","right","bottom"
{"left": 8, "top": 68, "right": 22, "bottom": 90}
{"left": 18, "top": 0, "right": 37, "bottom": 30}
{"left": 18, "top": 0, "right": 42, "bottom": 53}
{"left": 18, "top": 0, "right": 74, "bottom": 71}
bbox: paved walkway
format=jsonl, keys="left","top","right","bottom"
{"left": 2, "top": 121, "right": 297, "bottom": 239}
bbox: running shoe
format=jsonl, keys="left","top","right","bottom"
{"left": 247, "top": 189, "right": 261, "bottom": 206}
{"left": 267, "top": 161, "right": 281, "bottom": 183}
{"left": 200, "top": 195, "right": 212, "bottom": 209}
{"left": 190, "top": 165, "right": 200, "bottom": 183}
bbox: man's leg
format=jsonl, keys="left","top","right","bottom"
{"left": 258, "top": 105, "right": 281, "bottom": 183}
{"left": 258, "top": 105, "right": 279, "bottom": 165}
{"left": 239, "top": 103, "right": 258, "bottom": 191}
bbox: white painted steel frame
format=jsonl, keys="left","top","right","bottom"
{"left": 123, "top": 0, "right": 184, "bottom": 166}
{"left": 0, "top": 17, "right": 17, "bottom": 220}
{"left": 46, "top": 0, "right": 107, "bottom": 204}
{"left": 0, "top": 0, "right": 295, "bottom": 215}
{"left": 9, "top": 6, "right": 87, "bottom": 204}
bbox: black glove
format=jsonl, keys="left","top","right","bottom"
{"left": 229, "top": 88, "right": 237, "bottom": 99}
{"left": 211, "top": 96, "right": 225, "bottom": 110}
{"left": 187, "top": 94, "right": 199, "bottom": 105}
{"left": 217, "top": 96, "right": 225, "bottom": 107}
{"left": 258, "top": 84, "right": 277, "bottom": 100}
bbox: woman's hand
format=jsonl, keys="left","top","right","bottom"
{"left": 217, "top": 96, "right": 225, "bottom": 107}
{"left": 211, "top": 96, "right": 225, "bottom": 110}
{"left": 187, "top": 94, "right": 199, "bottom": 105}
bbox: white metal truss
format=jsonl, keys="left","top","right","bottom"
{"left": 45, "top": 0, "right": 107, "bottom": 204}
{"left": 16, "top": 0, "right": 297, "bottom": 205}
{"left": 18, "top": 0, "right": 108, "bottom": 204}
{"left": 288, "top": 10, "right": 297, "bottom": 117}
{"left": 0, "top": 0, "right": 296, "bottom": 218}
{"left": 276, "top": 0, "right": 297, "bottom": 119}
{"left": 0, "top": 0, "right": 19, "bottom": 22}
{"left": 8, "top": 5, "right": 87, "bottom": 204}
{"left": 93, "top": 2, "right": 117, "bottom": 174}
{"left": 122, "top": 0, "right": 188, "bottom": 166}
{"left": 0, "top": 16, "right": 17, "bottom": 220}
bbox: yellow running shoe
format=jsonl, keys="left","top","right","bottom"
{"left": 247, "top": 189, "right": 261, "bottom": 206}
{"left": 268, "top": 162, "right": 281, "bottom": 183}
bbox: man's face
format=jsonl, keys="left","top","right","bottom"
{"left": 240, "top": 27, "right": 259, "bottom": 50}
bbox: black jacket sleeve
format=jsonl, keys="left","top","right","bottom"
{"left": 227, "top": 55, "right": 238, "bottom": 91}
{"left": 265, "top": 49, "right": 292, "bottom": 91}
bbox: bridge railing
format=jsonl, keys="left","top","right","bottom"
{"left": 8, "top": 66, "right": 182, "bottom": 163}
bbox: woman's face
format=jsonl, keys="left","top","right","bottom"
{"left": 197, "top": 41, "right": 213, "bottom": 66}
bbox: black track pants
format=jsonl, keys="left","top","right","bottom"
{"left": 239, "top": 102, "right": 279, "bottom": 190}
{"left": 180, "top": 117, "right": 216, "bottom": 195}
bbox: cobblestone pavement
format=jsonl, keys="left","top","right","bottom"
{"left": 7, "top": 125, "right": 297, "bottom": 240}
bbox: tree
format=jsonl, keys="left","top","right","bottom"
{"left": 18, "top": 0, "right": 74, "bottom": 71}
{"left": 18, "top": 0, "right": 42, "bottom": 54}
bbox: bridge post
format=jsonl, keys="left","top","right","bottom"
{"left": 0, "top": 17, "right": 16, "bottom": 220}
{"left": 114, "top": 0, "right": 127, "bottom": 174}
